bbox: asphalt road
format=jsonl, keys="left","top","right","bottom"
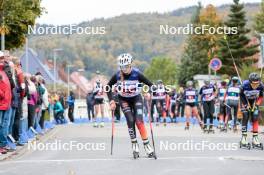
{"left": 0, "top": 122, "right": 264, "bottom": 175}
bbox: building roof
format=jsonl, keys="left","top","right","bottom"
{"left": 20, "top": 49, "right": 57, "bottom": 84}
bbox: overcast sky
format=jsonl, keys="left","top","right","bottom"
{"left": 37, "top": 0, "right": 261, "bottom": 25}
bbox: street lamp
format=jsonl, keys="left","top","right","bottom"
{"left": 77, "top": 68, "right": 85, "bottom": 99}
{"left": 53, "top": 48, "right": 63, "bottom": 92}
{"left": 67, "top": 64, "right": 74, "bottom": 97}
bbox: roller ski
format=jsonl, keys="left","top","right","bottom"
{"left": 251, "top": 133, "right": 264, "bottom": 150}
{"left": 228, "top": 122, "right": 232, "bottom": 131}
{"left": 203, "top": 125, "right": 208, "bottom": 133}
{"left": 144, "top": 142, "right": 157, "bottom": 159}
{"left": 207, "top": 125, "right": 215, "bottom": 134}
{"left": 199, "top": 122, "right": 204, "bottom": 130}
{"left": 132, "top": 141, "right": 140, "bottom": 159}
{"left": 99, "top": 122, "right": 105, "bottom": 128}
{"left": 220, "top": 124, "right": 227, "bottom": 133}
{"left": 239, "top": 133, "right": 251, "bottom": 150}
{"left": 218, "top": 122, "right": 224, "bottom": 131}
{"left": 93, "top": 122, "right": 99, "bottom": 128}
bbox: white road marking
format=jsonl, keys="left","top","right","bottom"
{"left": 1, "top": 155, "right": 264, "bottom": 165}
{"left": 0, "top": 156, "right": 240, "bottom": 165}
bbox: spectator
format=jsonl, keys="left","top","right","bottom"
{"left": 33, "top": 75, "right": 45, "bottom": 132}
{"left": 38, "top": 77, "right": 49, "bottom": 130}
{"left": 53, "top": 95, "right": 65, "bottom": 124}
{"left": 66, "top": 91, "right": 75, "bottom": 123}
{"left": 0, "top": 51, "right": 12, "bottom": 154}
{"left": 8, "top": 60, "right": 19, "bottom": 142}
{"left": 59, "top": 92, "right": 66, "bottom": 110}
{"left": 12, "top": 57, "right": 26, "bottom": 145}
{"left": 86, "top": 90, "right": 96, "bottom": 122}
{"left": 25, "top": 74, "right": 37, "bottom": 129}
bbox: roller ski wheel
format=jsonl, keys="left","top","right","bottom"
{"left": 252, "top": 143, "right": 264, "bottom": 150}
{"left": 147, "top": 152, "right": 157, "bottom": 159}
{"left": 99, "top": 122, "right": 104, "bottom": 128}
{"left": 133, "top": 151, "right": 140, "bottom": 159}
{"left": 208, "top": 129, "right": 215, "bottom": 134}
{"left": 199, "top": 123, "right": 204, "bottom": 130}
{"left": 203, "top": 127, "right": 208, "bottom": 133}
{"left": 239, "top": 142, "right": 251, "bottom": 150}
{"left": 220, "top": 128, "right": 227, "bottom": 133}
{"left": 93, "top": 123, "right": 99, "bottom": 128}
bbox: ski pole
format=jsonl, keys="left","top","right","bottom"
{"left": 224, "top": 35, "right": 252, "bottom": 109}
{"left": 110, "top": 110, "right": 115, "bottom": 155}
{"left": 147, "top": 101, "right": 157, "bottom": 159}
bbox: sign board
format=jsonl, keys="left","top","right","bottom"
{"left": 209, "top": 58, "right": 222, "bottom": 71}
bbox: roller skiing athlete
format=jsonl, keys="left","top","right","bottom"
{"left": 107, "top": 53, "right": 157, "bottom": 159}
{"left": 199, "top": 80, "right": 216, "bottom": 134}
{"left": 183, "top": 81, "right": 203, "bottom": 130}
{"left": 177, "top": 87, "right": 185, "bottom": 118}
{"left": 225, "top": 77, "right": 240, "bottom": 133}
{"left": 240, "top": 73, "right": 264, "bottom": 150}
{"left": 151, "top": 80, "right": 168, "bottom": 126}
{"left": 169, "top": 87, "right": 178, "bottom": 123}
{"left": 93, "top": 79, "right": 105, "bottom": 128}
{"left": 218, "top": 80, "right": 228, "bottom": 132}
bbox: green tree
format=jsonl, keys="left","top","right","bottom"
{"left": 218, "top": 0, "right": 259, "bottom": 75}
{"left": 144, "top": 57, "right": 178, "bottom": 85}
{"left": 254, "top": 0, "right": 264, "bottom": 34}
{"left": 0, "top": 0, "right": 43, "bottom": 50}
{"left": 178, "top": 2, "right": 217, "bottom": 85}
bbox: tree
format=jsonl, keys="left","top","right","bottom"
{"left": 0, "top": 0, "right": 43, "bottom": 50}
{"left": 144, "top": 57, "right": 178, "bottom": 85}
{"left": 178, "top": 3, "right": 222, "bottom": 85}
{"left": 218, "top": 0, "right": 259, "bottom": 75}
{"left": 199, "top": 4, "right": 223, "bottom": 60}
{"left": 254, "top": 0, "right": 264, "bottom": 34}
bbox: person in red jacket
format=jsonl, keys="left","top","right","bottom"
{"left": 0, "top": 51, "right": 12, "bottom": 154}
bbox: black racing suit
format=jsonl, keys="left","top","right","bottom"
{"left": 199, "top": 84, "right": 216, "bottom": 127}
{"left": 107, "top": 68, "right": 153, "bottom": 143}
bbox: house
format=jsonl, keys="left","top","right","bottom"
{"left": 20, "top": 48, "right": 58, "bottom": 84}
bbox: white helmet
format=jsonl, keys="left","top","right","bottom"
{"left": 117, "top": 53, "right": 133, "bottom": 66}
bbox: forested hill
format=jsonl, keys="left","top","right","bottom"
{"left": 26, "top": 3, "right": 260, "bottom": 78}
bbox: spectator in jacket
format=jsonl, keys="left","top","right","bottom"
{"left": 25, "top": 74, "right": 37, "bottom": 129}
{"left": 0, "top": 51, "right": 12, "bottom": 154}
{"left": 38, "top": 77, "right": 49, "bottom": 130}
{"left": 66, "top": 91, "right": 75, "bottom": 123}
{"left": 86, "top": 90, "right": 96, "bottom": 122}
{"left": 12, "top": 57, "right": 26, "bottom": 142}
{"left": 8, "top": 60, "right": 19, "bottom": 143}
{"left": 53, "top": 95, "right": 65, "bottom": 124}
